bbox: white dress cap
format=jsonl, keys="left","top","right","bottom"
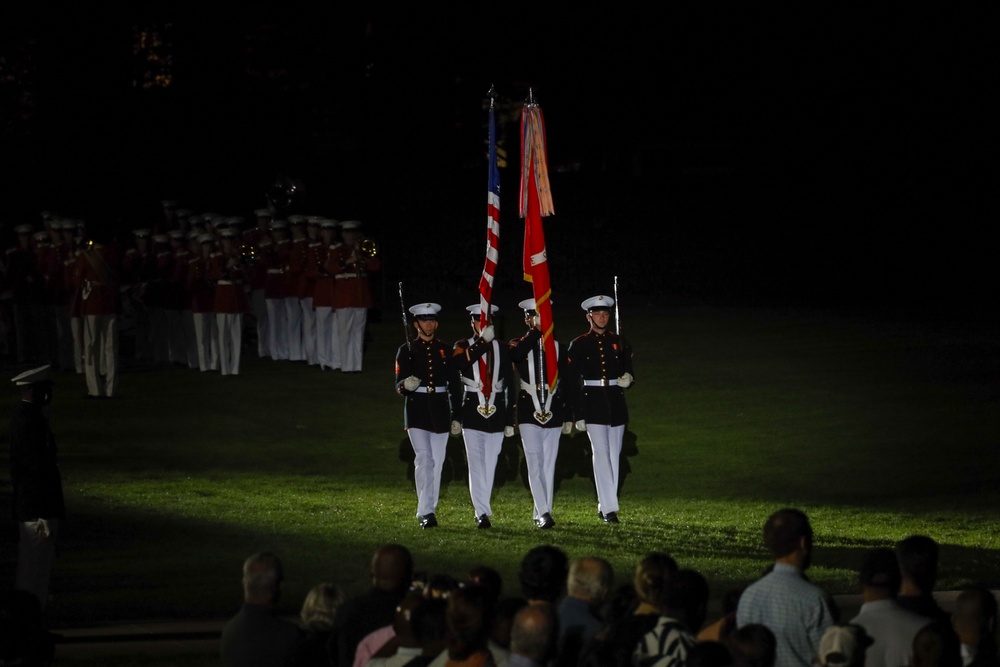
{"left": 581, "top": 295, "right": 615, "bottom": 311}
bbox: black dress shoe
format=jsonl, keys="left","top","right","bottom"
{"left": 537, "top": 513, "right": 555, "bottom": 530}
{"left": 419, "top": 513, "right": 438, "bottom": 529}
{"left": 603, "top": 511, "right": 619, "bottom": 524}
{"left": 476, "top": 514, "right": 492, "bottom": 529}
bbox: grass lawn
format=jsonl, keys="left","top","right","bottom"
{"left": 1, "top": 304, "right": 997, "bottom": 634}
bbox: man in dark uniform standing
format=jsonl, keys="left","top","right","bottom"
{"left": 509, "top": 298, "right": 572, "bottom": 530}
{"left": 8, "top": 364, "right": 65, "bottom": 613}
{"left": 395, "top": 303, "right": 456, "bottom": 529}
{"left": 564, "top": 295, "right": 634, "bottom": 524}
{"left": 450, "top": 304, "right": 513, "bottom": 530}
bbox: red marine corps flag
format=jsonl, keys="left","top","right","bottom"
{"left": 519, "top": 92, "right": 559, "bottom": 391}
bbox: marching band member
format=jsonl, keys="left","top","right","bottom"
{"left": 328, "top": 220, "right": 380, "bottom": 373}
{"left": 211, "top": 228, "right": 250, "bottom": 375}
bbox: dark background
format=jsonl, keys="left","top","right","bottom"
{"left": 2, "top": 8, "right": 996, "bottom": 320}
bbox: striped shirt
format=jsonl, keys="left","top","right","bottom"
{"left": 633, "top": 616, "right": 698, "bottom": 667}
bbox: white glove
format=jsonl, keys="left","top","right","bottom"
{"left": 402, "top": 375, "right": 421, "bottom": 391}
{"left": 575, "top": 419, "right": 587, "bottom": 432}
{"left": 617, "top": 372, "right": 633, "bottom": 388}
{"left": 561, "top": 421, "right": 573, "bottom": 435}
{"left": 480, "top": 325, "right": 495, "bottom": 343}
{"left": 504, "top": 425, "right": 515, "bottom": 438}
{"left": 450, "top": 420, "right": 463, "bottom": 436}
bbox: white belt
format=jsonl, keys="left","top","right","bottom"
{"left": 266, "top": 269, "right": 284, "bottom": 274}
{"left": 335, "top": 272, "right": 359, "bottom": 279}
{"left": 584, "top": 379, "right": 618, "bottom": 387}
{"left": 521, "top": 380, "right": 545, "bottom": 392}
{"left": 416, "top": 386, "right": 447, "bottom": 393}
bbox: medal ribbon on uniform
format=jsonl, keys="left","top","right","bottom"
{"left": 472, "top": 339, "right": 499, "bottom": 418}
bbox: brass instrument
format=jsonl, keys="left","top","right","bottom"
{"left": 359, "top": 238, "right": 378, "bottom": 259}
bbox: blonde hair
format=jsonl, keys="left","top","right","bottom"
{"left": 300, "top": 582, "right": 346, "bottom": 631}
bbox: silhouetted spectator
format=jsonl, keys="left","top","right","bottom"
{"left": 221, "top": 551, "right": 303, "bottom": 667}
{"left": 895, "top": 536, "right": 949, "bottom": 624}
{"left": 912, "top": 621, "right": 963, "bottom": 667}
{"left": 633, "top": 568, "right": 709, "bottom": 667}
{"left": 951, "top": 586, "right": 999, "bottom": 667}
{"left": 296, "top": 581, "right": 346, "bottom": 667}
{"left": 849, "top": 547, "right": 932, "bottom": 667}
{"left": 329, "top": 544, "right": 413, "bottom": 667}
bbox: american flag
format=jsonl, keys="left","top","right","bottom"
{"left": 520, "top": 100, "right": 559, "bottom": 391}
{"left": 477, "top": 99, "right": 501, "bottom": 396}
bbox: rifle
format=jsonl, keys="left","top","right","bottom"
{"left": 398, "top": 281, "right": 411, "bottom": 351}
{"left": 613, "top": 275, "right": 622, "bottom": 335}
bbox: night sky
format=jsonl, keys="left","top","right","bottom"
{"left": 2, "top": 8, "right": 996, "bottom": 319}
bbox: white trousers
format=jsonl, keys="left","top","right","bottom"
{"left": 16, "top": 518, "right": 59, "bottom": 612}
{"left": 148, "top": 305, "right": 169, "bottom": 363}
{"left": 284, "top": 297, "right": 303, "bottom": 361}
{"left": 166, "top": 309, "right": 185, "bottom": 365}
{"left": 334, "top": 307, "right": 366, "bottom": 372}
{"left": 265, "top": 298, "right": 288, "bottom": 360}
{"left": 314, "top": 306, "right": 339, "bottom": 370}
{"left": 182, "top": 310, "right": 198, "bottom": 368}
{"left": 462, "top": 428, "right": 503, "bottom": 518}
{"left": 408, "top": 428, "right": 448, "bottom": 518}
{"left": 587, "top": 423, "right": 624, "bottom": 514}
{"left": 519, "top": 424, "right": 561, "bottom": 521}
{"left": 70, "top": 315, "right": 84, "bottom": 374}
{"left": 300, "top": 297, "right": 317, "bottom": 365}
{"left": 193, "top": 312, "right": 218, "bottom": 372}
{"left": 83, "top": 313, "right": 119, "bottom": 397}
{"left": 216, "top": 312, "right": 242, "bottom": 375}
{"left": 251, "top": 289, "right": 268, "bottom": 357}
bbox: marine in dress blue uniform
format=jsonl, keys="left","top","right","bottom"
{"left": 450, "top": 304, "right": 514, "bottom": 529}
{"left": 395, "top": 303, "right": 456, "bottom": 529}
{"left": 508, "top": 298, "right": 571, "bottom": 530}
{"left": 564, "top": 295, "right": 635, "bottom": 524}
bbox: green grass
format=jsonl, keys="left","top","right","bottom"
{"left": 2, "top": 305, "right": 998, "bottom": 635}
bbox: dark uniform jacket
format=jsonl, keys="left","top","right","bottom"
{"left": 395, "top": 337, "right": 456, "bottom": 434}
{"left": 509, "top": 327, "right": 570, "bottom": 428}
{"left": 451, "top": 334, "right": 514, "bottom": 433}
{"left": 8, "top": 401, "right": 66, "bottom": 522}
{"left": 564, "top": 329, "right": 634, "bottom": 426}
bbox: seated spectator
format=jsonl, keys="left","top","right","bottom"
{"left": 950, "top": 586, "right": 999, "bottom": 667}
{"left": 633, "top": 568, "right": 709, "bottom": 667}
{"left": 556, "top": 556, "right": 614, "bottom": 667}
{"left": 490, "top": 596, "right": 529, "bottom": 662}
{"left": 296, "top": 582, "right": 346, "bottom": 667}
{"left": 816, "top": 624, "right": 873, "bottom": 667}
{"left": 508, "top": 601, "right": 560, "bottom": 667}
{"left": 427, "top": 583, "right": 496, "bottom": 666}
{"left": 366, "top": 592, "right": 434, "bottom": 667}
{"left": 849, "top": 547, "right": 932, "bottom": 667}
{"left": 896, "top": 536, "right": 949, "bottom": 624}
{"left": 577, "top": 551, "right": 678, "bottom": 667}
{"left": 221, "top": 551, "right": 303, "bottom": 667}
{"left": 728, "top": 623, "right": 777, "bottom": 667}
{"left": 912, "top": 621, "right": 963, "bottom": 667}
{"left": 329, "top": 543, "right": 413, "bottom": 667}
{"left": 518, "top": 545, "right": 569, "bottom": 605}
